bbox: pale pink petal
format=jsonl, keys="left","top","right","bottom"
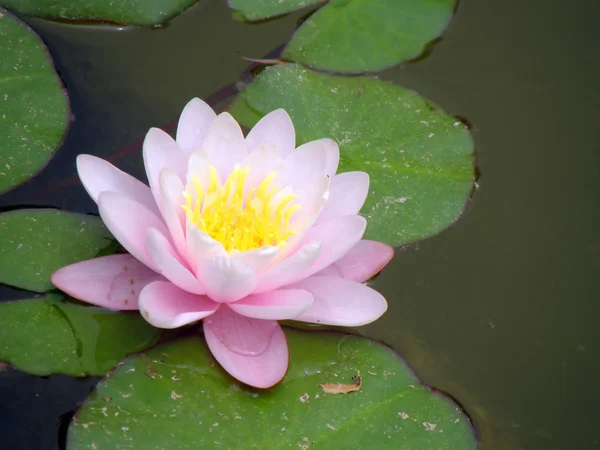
{"left": 229, "top": 289, "right": 313, "bottom": 320}
{"left": 254, "top": 241, "right": 322, "bottom": 293}
{"left": 98, "top": 191, "right": 170, "bottom": 270}
{"left": 316, "top": 172, "right": 369, "bottom": 224}
{"left": 159, "top": 169, "right": 187, "bottom": 258}
{"left": 333, "top": 240, "right": 394, "bottom": 282}
{"left": 146, "top": 228, "right": 205, "bottom": 294}
{"left": 290, "top": 276, "right": 387, "bottom": 326}
{"left": 138, "top": 281, "right": 218, "bottom": 329}
{"left": 314, "top": 264, "right": 343, "bottom": 278}
{"left": 201, "top": 112, "right": 247, "bottom": 179}
{"left": 176, "top": 98, "right": 217, "bottom": 153}
{"left": 196, "top": 257, "right": 257, "bottom": 303}
{"left": 76, "top": 155, "right": 159, "bottom": 216}
{"left": 185, "top": 226, "right": 227, "bottom": 270}
{"left": 290, "top": 215, "right": 366, "bottom": 283}
{"left": 241, "top": 143, "right": 284, "bottom": 195}
{"left": 230, "top": 246, "right": 279, "bottom": 274}
{"left": 185, "top": 150, "right": 212, "bottom": 189}
{"left": 204, "top": 307, "right": 288, "bottom": 388}
{"left": 143, "top": 128, "right": 188, "bottom": 210}
{"left": 245, "top": 109, "right": 295, "bottom": 156}
{"left": 280, "top": 138, "right": 338, "bottom": 188}
{"left": 51, "top": 254, "right": 163, "bottom": 310}
{"left": 288, "top": 176, "right": 330, "bottom": 235}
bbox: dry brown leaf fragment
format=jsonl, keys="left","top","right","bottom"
{"left": 319, "top": 375, "right": 362, "bottom": 394}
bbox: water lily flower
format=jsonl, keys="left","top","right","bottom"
{"left": 52, "top": 98, "right": 393, "bottom": 388}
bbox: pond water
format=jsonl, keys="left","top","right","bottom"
{"left": 1, "top": 0, "right": 599, "bottom": 448}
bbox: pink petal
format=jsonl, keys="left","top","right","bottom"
{"left": 229, "top": 289, "right": 313, "bottom": 320}
{"left": 204, "top": 307, "right": 288, "bottom": 388}
{"left": 245, "top": 109, "right": 295, "bottom": 156}
{"left": 289, "top": 176, "right": 330, "bottom": 234}
{"left": 159, "top": 169, "right": 187, "bottom": 258}
{"left": 51, "top": 254, "right": 163, "bottom": 310}
{"left": 146, "top": 228, "right": 205, "bottom": 294}
{"left": 201, "top": 112, "right": 247, "bottom": 179}
{"left": 143, "top": 128, "right": 188, "bottom": 210}
{"left": 314, "top": 264, "right": 343, "bottom": 278}
{"left": 333, "top": 240, "right": 394, "bottom": 282}
{"left": 254, "top": 241, "right": 322, "bottom": 293}
{"left": 176, "top": 98, "right": 217, "bottom": 153}
{"left": 138, "top": 281, "right": 218, "bottom": 329}
{"left": 230, "top": 246, "right": 279, "bottom": 274}
{"left": 76, "top": 155, "right": 159, "bottom": 216}
{"left": 290, "top": 215, "right": 367, "bottom": 282}
{"left": 185, "top": 226, "right": 227, "bottom": 270}
{"left": 316, "top": 172, "right": 369, "bottom": 224}
{"left": 280, "top": 138, "right": 338, "bottom": 189}
{"left": 98, "top": 191, "right": 170, "bottom": 270}
{"left": 241, "top": 143, "right": 284, "bottom": 195}
{"left": 290, "top": 276, "right": 387, "bottom": 326}
{"left": 196, "top": 257, "right": 257, "bottom": 303}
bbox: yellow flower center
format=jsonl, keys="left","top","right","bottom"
{"left": 182, "top": 165, "right": 301, "bottom": 252}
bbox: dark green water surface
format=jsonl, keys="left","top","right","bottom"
{"left": 1, "top": 0, "right": 599, "bottom": 448}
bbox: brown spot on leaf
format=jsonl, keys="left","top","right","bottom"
{"left": 319, "top": 375, "right": 362, "bottom": 394}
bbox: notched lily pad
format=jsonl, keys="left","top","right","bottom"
{"left": 231, "top": 64, "right": 475, "bottom": 246}
{"left": 0, "top": 209, "right": 118, "bottom": 292}
{"left": 68, "top": 328, "right": 476, "bottom": 449}
{"left": 0, "top": 294, "right": 160, "bottom": 376}
{"left": 0, "top": 0, "right": 198, "bottom": 26}
{"left": 0, "top": 9, "right": 70, "bottom": 194}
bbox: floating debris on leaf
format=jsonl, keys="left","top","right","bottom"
{"left": 319, "top": 375, "right": 362, "bottom": 394}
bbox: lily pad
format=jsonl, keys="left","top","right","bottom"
{"left": 228, "top": 0, "right": 322, "bottom": 21}
{"left": 0, "top": 294, "right": 160, "bottom": 376}
{"left": 229, "top": 0, "right": 455, "bottom": 72}
{"left": 69, "top": 328, "right": 475, "bottom": 448}
{"left": 0, "top": 209, "right": 118, "bottom": 292}
{"left": 0, "top": 9, "right": 69, "bottom": 194}
{"left": 230, "top": 64, "right": 474, "bottom": 246}
{"left": 0, "top": 0, "right": 197, "bottom": 26}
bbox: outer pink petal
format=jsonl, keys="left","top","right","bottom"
{"left": 254, "top": 241, "right": 322, "bottom": 293}
{"left": 290, "top": 276, "right": 388, "bottom": 326}
{"left": 281, "top": 138, "right": 338, "bottom": 189}
{"left": 333, "top": 240, "right": 394, "bottom": 282}
{"left": 138, "top": 281, "right": 218, "bottom": 329}
{"left": 245, "top": 109, "right": 295, "bottom": 156}
{"left": 98, "top": 191, "right": 170, "bottom": 271}
{"left": 229, "top": 289, "right": 313, "bottom": 320}
{"left": 204, "top": 307, "right": 288, "bottom": 388}
{"left": 176, "top": 98, "right": 217, "bottom": 153}
{"left": 51, "top": 254, "right": 163, "bottom": 310}
{"left": 146, "top": 228, "right": 205, "bottom": 294}
{"left": 290, "top": 215, "right": 366, "bottom": 283}
{"left": 201, "top": 112, "right": 247, "bottom": 179}
{"left": 143, "top": 128, "right": 188, "bottom": 210}
{"left": 316, "top": 172, "right": 369, "bottom": 224}
{"left": 76, "top": 155, "right": 159, "bottom": 216}
{"left": 314, "top": 264, "right": 343, "bottom": 278}
{"left": 196, "top": 257, "right": 257, "bottom": 303}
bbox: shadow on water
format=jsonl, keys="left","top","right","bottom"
{"left": 1, "top": 0, "right": 600, "bottom": 448}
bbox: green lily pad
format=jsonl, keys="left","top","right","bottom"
{"left": 228, "top": 0, "right": 322, "bottom": 21}
{"left": 0, "top": 294, "right": 161, "bottom": 376}
{"left": 0, "top": 0, "right": 197, "bottom": 26}
{"left": 0, "top": 9, "right": 69, "bottom": 194}
{"left": 230, "top": 64, "right": 474, "bottom": 246}
{"left": 69, "top": 328, "right": 475, "bottom": 448}
{"left": 229, "top": 0, "right": 455, "bottom": 73}
{"left": 0, "top": 209, "right": 118, "bottom": 292}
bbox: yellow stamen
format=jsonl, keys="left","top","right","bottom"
{"left": 182, "top": 165, "right": 301, "bottom": 252}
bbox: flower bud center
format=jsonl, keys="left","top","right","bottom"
{"left": 182, "top": 165, "right": 301, "bottom": 252}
